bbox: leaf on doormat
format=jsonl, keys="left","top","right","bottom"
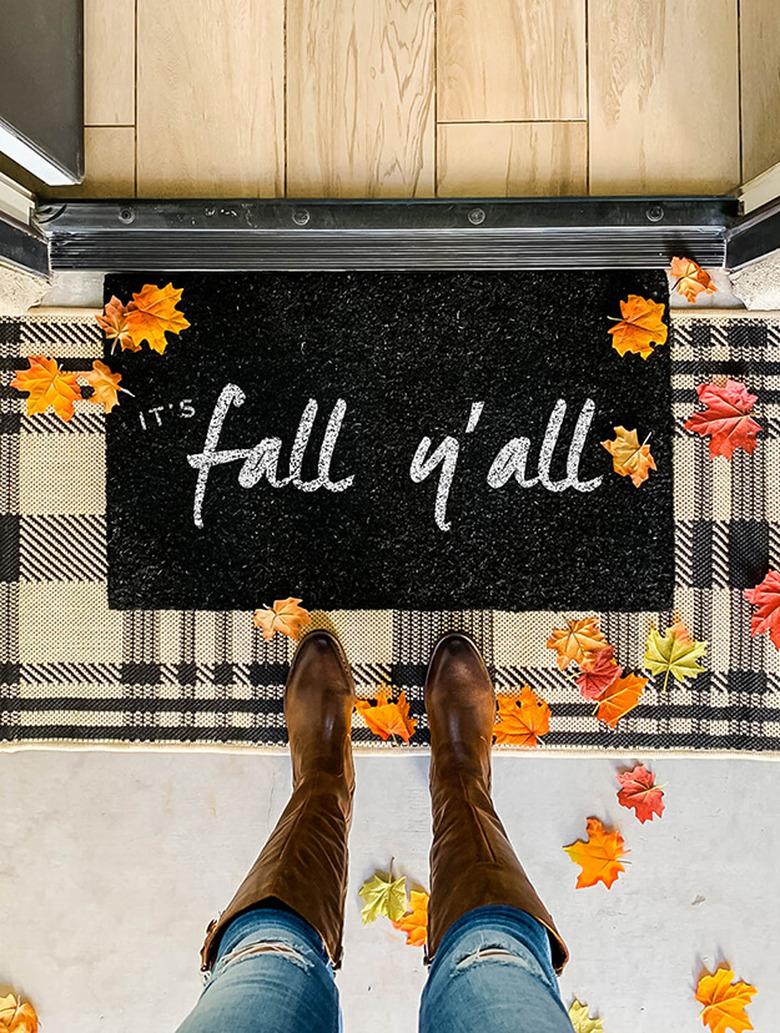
{"left": 594, "top": 673, "right": 647, "bottom": 728}
{"left": 684, "top": 380, "right": 761, "bottom": 460}
{"left": 355, "top": 686, "right": 417, "bottom": 743}
{"left": 608, "top": 295, "right": 668, "bottom": 359}
{"left": 670, "top": 257, "right": 717, "bottom": 304}
{"left": 576, "top": 646, "right": 623, "bottom": 701}
{"left": 11, "top": 354, "right": 81, "bottom": 422}
{"left": 494, "top": 686, "right": 551, "bottom": 747}
{"left": 616, "top": 763, "right": 665, "bottom": 824}
{"left": 563, "top": 817, "right": 628, "bottom": 889}
{"left": 695, "top": 966, "right": 757, "bottom": 1033}
{"left": 546, "top": 617, "right": 609, "bottom": 671}
{"left": 744, "top": 570, "right": 780, "bottom": 649}
{"left": 392, "top": 890, "right": 429, "bottom": 947}
{"left": 359, "top": 867, "right": 409, "bottom": 924}
{"left": 0, "top": 992, "right": 38, "bottom": 1033}
{"left": 124, "top": 282, "right": 190, "bottom": 354}
{"left": 252, "top": 597, "right": 311, "bottom": 641}
{"left": 567, "top": 999, "right": 604, "bottom": 1033}
{"left": 643, "top": 621, "right": 707, "bottom": 691}
{"left": 83, "top": 359, "right": 130, "bottom": 414}
{"left": 601, "top": 426, "right": 657, "bottom": 487}
{"left": 96, "top": 294, "right": 139, "bottom": 352}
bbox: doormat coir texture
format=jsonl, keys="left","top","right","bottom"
{"left": 1, "top": 308, "right": 779, "bottom": 753}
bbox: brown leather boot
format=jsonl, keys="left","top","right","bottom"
{"left": 426, "top": 632, "right": 569, "bottom": 972}
{"left": 200, "top": 630, "right": 356, "bottom": 971}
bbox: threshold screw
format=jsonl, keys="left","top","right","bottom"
{"left": 468, "top": 207, "right": 486, "bottom": 225}
{"left": 646, "top": 205, "right": 665, "bottom": 223}
{"left": 292, "top": 208, "right": 310, "bottom": 226}
{"left": 118, "top": 206, "right": 135, "bottom": 225}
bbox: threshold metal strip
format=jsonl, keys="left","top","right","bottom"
{"left": 38, "top": 197, "right": 737, "bottom": 272}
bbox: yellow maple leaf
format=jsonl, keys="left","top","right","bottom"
{"left": 392, "top": 889, "right": 428, "bottom": 947}
{"left": 11, "top": 354, "right": 81, "bottom": 422}
{"left": 602, "top": 426, "right": 657, "bottom": 488}
{"left": 0, "top": 992, "right": 38, "bottom": 1033}
{"left": 594, "top": 672, "right": 647, "bottom": 728}
{"left": 546, "top": 617, "right": 608, "bottom": 671}
{"left": 644, "top": 621, "right": 707, "bottom": 691}
{"left": 358, "top": 866, "right": 409, "bottom": 924}
{"left": 125, "top": 282, "right": 190, "bottom": 354}
{"left": 563, "top": 816, "right": 628, "bottom": 889}
{"left": 494, "top": 686, "right": 550, "bottom": 747}
{"left": 608, "top": 294, "right": 668, "bottom": 359}
{"left": 568, "top": 1000, "right": 604, "bottom": 1033}
{"left": 695, "top": 966, "right": 757, "bottom": 1033}
{"left": 355, "top": 685, "right": 417, "bottom": 743}
{"left": 83, "top": 359, "right": 130, "bottom": 414}
{"left": 252, "top": 597, "right": 311, "bottom": 641}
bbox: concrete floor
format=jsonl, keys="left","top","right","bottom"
{"left": 0, "top": 751, "right": 776, "bottom": 1032}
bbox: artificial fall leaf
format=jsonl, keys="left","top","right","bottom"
{"left": 125, "top": 282, "right": 190, "bottom": 354}
{"left": 494, "top": 686, "right": 551, "bottom": 747}
{"left": 546, "top": 617, "right": 609, "bottom": 671}
{"left": 252, "top": 597, "right": 311, "bottom": 641}
{"left": 744, "top": 570, "right": 780, "bottom": 649}
{"left": 563, "top": 816, "right": 627, "bottom": 889}
{"left": 644, "top": 622, "right": 707, "bottom": 690}
{"left": 594, "top": 672, "right": 647, "bottom": 728}
{"left": 11, "top": 354, "right": 80, "bottom": 422}
{"left": 355, "top": 686, "right": 417, "bottom": 743}
{"left": 95, "top": 294, "right": 139, "bottom": 351}
{"left": 83, "top": 359, "right": 128, "bottom": 413}
{"left": 358, "top": 867, "right": 409, "bottom": 924}
{"left": 608, "top": 294, "right": 668, "bottom": 359}
{"left": 392, "top": 890, "right": 428, "bottom": 947}
{"left": 0, "top": 993, "right": 38, "bottom": 1033}
{"left": 670, "top": 256, "right": 717, "bottom": 304}
{"left": 568, "top": 1000, "right": 604, "bottom": 1033}
{"left": 695, "top": 967, "right": 757, "bottom": 1033}
{"left": 684, "top": 380, "right": 761, "bottom": 460}
{"left": 616, "top": 764, "right": 665, "bottom": 824}
{"left": 576, "top": 646, "right": 623, "bottom": 701}
{"left": 601, "top": 426, "right": 656, "bottom": 488}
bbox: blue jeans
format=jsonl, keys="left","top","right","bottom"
{"left": 177, "top": 905, "right": 573, "bottom": 1032}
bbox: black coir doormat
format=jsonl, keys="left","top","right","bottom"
{"left": 105, "top": 271, "right": 673, "bottom": 612}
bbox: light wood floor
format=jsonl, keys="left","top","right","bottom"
{"left": 25, "top": 1, "right": 780, "bottom": 198}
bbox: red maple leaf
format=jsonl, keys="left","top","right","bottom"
{"left": 576, "top": 646, "right": 623, "bottom": 701}
{"left": 684, "top": 379, "right": 761, "bottom": 459}
{"left": 745, "top": 570, "right": 780, "bottom": 649}
{"left": 616, "top": 764, "right": 665, "bottom": 823}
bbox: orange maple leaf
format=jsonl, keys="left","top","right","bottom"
{"left": 594, "top": 672, "right": 647, "bottom": 728}
{"left": 546, "top": 617, "right": 608, "bottom": 671}
{"left": 493, "top": 686, "right": 550, "bottom": 747}
{"left": 576, "top": 646, "right": 623, "bottom": 701}
{"left": 744, "top": 570, "right": 780, "bottom": 650}
{"left": 95, "top": 295, "right": 139, "bottom": 352}
{"left": 355, "top": 686, "right": 417, "bottom": 743}
{"left": 0, "top": 992, "right": 38, "bottom": 1033}
{"left": 616, "top": 763, "right": 665, "bottom": 824}
{"left": 563, "top": 816, "right": 628, "bottom": 889}
{"left": 83, "top": 359, "right": 129, "bottom": 413}
{"left": 670, "top": 257, "right": 717, "bottom": 304}
{"left": 125, "top": 282, "right": 190, "bottom": 354}
{"left": 252, "top": 597, "right": 311, "bottom": 641}
{"left": 695, "top": 966, "right": 757, "bottom": 1033}
{"left": 608, "top": 295, "right": 668, "bottom": 359}
{"left": 684, "top": 380, "right": 761, "bottom": 460}
{"left": 392, "top": 890, "right": 428, "bottom": 947}
{"left": 602, "top": 426, "right": 657, "bottom": 487}
{"left": 11, "top": 354, "right": 81, "bottom": 422}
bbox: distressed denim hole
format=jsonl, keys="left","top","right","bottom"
{"left": 219, "top": 941, "right": 313, "bottom": 974}
{"left": 453, "top": 945, "right": 551, "bottom": 987}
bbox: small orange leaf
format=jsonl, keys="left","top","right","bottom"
{"left": 602, "top": 426, "right": 656, "bottom": 487}
{"left": 96, "top": 295, "right": 139, "bottom": 351}
{"left": 392, "top": 890, "right": 428, "bottom": 947}
{"left": 0, "top": 993, "right": 38, "bottom": 1033}
{"left": 125, "top": 282, "right": 190, "bottom": 354}
{"left": 252, "top": 597, "right": 311, "bottom": 641}
{"left": 494, "top": 686, "right": 550, "bottom": 747}
{"left": 546, "top": 617, "right": 609, "bottom": 671}
{"left": 11, "top": 354, "right": 81, "bottom": 422}
{"left": 695, "top": 966, "right": 757, "bottom": 1033}
{"left": 608, "top": 295, "right": 668, "bottom": 359}
{"left": 355, "top": 686, "right": 417, "bottom": 743}
{"left": 563, "top": 816, "right": 627, "bottom": 889}
{"left": 670, "top": 257, "right": 717, "bottom": 304}
{"left": 576, "top": 646, "right": 623, "bottom": 701}
{"left": 595, "top": 672, "right": 647, "bottom": 728}
{"left": 84, "top": 359, "right": 127, "bottom": 413}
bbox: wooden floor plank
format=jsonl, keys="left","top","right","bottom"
{"left": 437, "top": 122, "right": 587, "bottom": 196}
{"left": 136, "top": 0, "right": 284, "bottom": 197}
{"left": 437, "top": 0, "right": 586, "bottom": 122}
{"left": 49, "top": 127, "right": 136, "bottom": 198}
{"left": 287, "top": 0, "right": 435, "bottom": 197}
{"left": 588, "top": 0, "right": 740, "bottom": 194}
{"left": 84, "top": 0, "right": 136, "bottom": 126}
{"left": 741, "top": 0, "right": 780, "bottom": 180}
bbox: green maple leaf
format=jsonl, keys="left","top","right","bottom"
{"left": 568, "top": 1000, "right": 604, "bottom": 1033}
{"left": 643, "top": 623, "right": 707, "bottom": 691}
{"left": 358, "top": 866, "right": 408, "bottom": 924}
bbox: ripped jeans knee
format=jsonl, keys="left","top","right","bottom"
{"left": 213, "top": 939, "right": 314, "bottom": 979}
{"left": 452, "top": 940, "right": 554, "bottom": 990}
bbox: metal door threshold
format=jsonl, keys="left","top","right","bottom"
{"left": 37, "top": 197, "right": 738, "bottom": 272}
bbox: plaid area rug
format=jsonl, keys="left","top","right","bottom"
{"left": 1, "top": 311, "right": 779, "bottom": 753}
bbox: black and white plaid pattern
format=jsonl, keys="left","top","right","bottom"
{"left": 1, "top": 312, "right": 779, "bottom": 752}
